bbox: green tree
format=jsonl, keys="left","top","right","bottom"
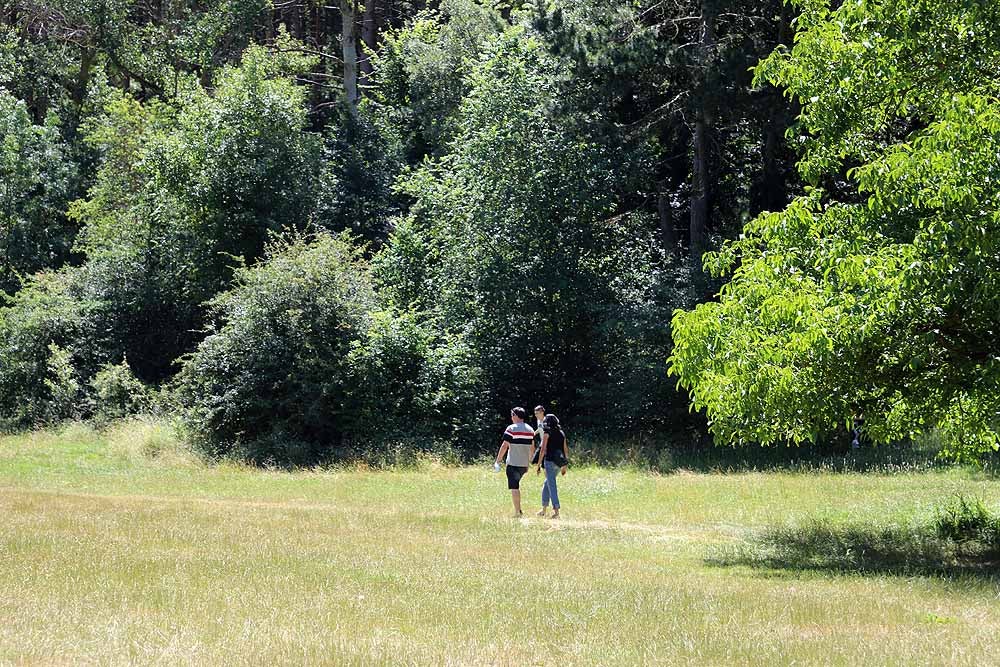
{"left": 68, "top": 43, "right": 321, "bottom": 381}
{"left": 3, "top": 0, "right": 271, "bottom": 103}
{"left": 314, "top": 106, "right": 404, "bottom": 243}
{"left": 532, "top": 0, "right": 798, "bottom": 291}
{"left": 372, "top": 0, "right": 505, "bottom": 159}
{"left": 670, "top": 0, "right": 1000, "bottom": 461}
{"left": 0, "top": 90, "right": 80, "bottom": 294}
{"left": 0, "top": 268, "right": 107, "bottom": 428}
{"left": 378, "top": 30, "right": 672, "bottom": 425}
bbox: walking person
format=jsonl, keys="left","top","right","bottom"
{"left": 536, "top": 413, "right": 569, "bottom": 519}
{"left": 494, "top": 407, "right": 536, "bottom": 517}
{"left": 533, "top": 405, "right": 546, "bottom": 451}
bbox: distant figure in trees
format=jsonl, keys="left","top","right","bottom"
{"left": 851, "top": 415, "right": 865, "bottom": 450}
{"left": 493, "top": 407, "right": 535, "bottom": 517}
{"left": 536, "top": 413, "right": 569, "bottom": 519}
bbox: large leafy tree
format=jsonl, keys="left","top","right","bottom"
{"left": 0, "top": 90, "right": 80, "bottom": 295}
{"left": 372, "top": 0, "right": 505, "bottom": 160}
{"left": 377, "top": 30, "right": 674, "bottom": 425}
{"left": 65, "top": 43, "right": 321, "bottom": 381}
{"left": 532, "top": 0, "right": 797, "bottom": 283}
{"left": 670, "top": 0, "right": 1000, "bottom": 460}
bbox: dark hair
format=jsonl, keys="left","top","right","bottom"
{"left": 543, "top": 413, "right": 560, "bottom": 429}
{"left": 511, "top": 407, "right": 527, "bottom": 420}
{"left": 533, "top": 405, "right": 545, "bottom": 414}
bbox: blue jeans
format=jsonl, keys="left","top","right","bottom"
{"left": 541, "top": 460, "right": 561, "bottom": 509}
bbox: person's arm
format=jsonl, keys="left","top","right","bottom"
{"left": 561, "top": 438, "right": 569, "bottom": 475}
{"left": 537, "top": 432, "right": 548, "bottom": 473}
{"left": 495, "top": 441, "right": 509, "bottom": 466}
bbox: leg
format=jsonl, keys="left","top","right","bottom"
{"left": 545, "top": 461, "right": 560, "bottom": 514}
{"left": 506, "top": 466, "right": 526, "bottom": 516}
{"left": 538, "top": 476, "right": 549, "bottom": 516}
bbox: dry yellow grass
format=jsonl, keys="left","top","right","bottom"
{"left": 0, "top": 420, "right": 998, "bottom": 665}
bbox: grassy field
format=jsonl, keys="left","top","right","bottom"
{"left": 1, "top": 421, "right": 998, "bottom": 665}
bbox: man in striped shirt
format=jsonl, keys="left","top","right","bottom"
{"left": 494, "top": 406, "right": 536, "bottom": 517}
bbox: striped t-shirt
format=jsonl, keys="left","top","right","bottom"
{"left": 503, "top": 422, "right": 535, "bottom": 467}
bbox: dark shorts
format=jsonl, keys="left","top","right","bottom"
{"left": 505, "top": 465, "right": 528, "bottom": 490}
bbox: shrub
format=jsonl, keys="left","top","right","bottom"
{"left": 344, "top": 310, "right": 488, "bottom": 453}
{"left": 176, "top": 231, "right": 492, "bottom": 464}
{"left": 91, "top": 358, "right": 151, "bottom": 421}
{"left": 175, "top": 233, "right": 377, "bottom": 464}
{"left": 43, "top": 343, "right": 83, "bottom": 423}
{"left": 0, "top": 269, "right": 108, "bottom": 429}
{"left": 0, "top": 257, "right": 182, "bottom": 429}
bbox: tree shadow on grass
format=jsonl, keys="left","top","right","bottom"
{"left": 706, "top": 520, "right": 1000, "bottom": 587}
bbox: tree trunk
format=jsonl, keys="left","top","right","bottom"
{"left": 657, "top": 121, "right": 690, "bottom": 257}
{"left": 359, "top": 0, "right": 381, "bottom": 87}
{"left": 690, "top": 114, "right": 709, "bottom": 263}
{"left": 658, "top": 189, "right": 678, "bottom": 255}
{"left": 751, "top": 1, "right": 792, "bottom": 217}
{"left": 3, "top": 3, "right": 19, "bottom": 28}
{"left": 690, "top": 1, "right": 715, "bottom": 273}
{"left": 73, "top": 48, "right": 95, "bottom": 106}
{"left": 759, "top": 119, "right": 786, "bottom": 213}
{"left": 778, "top": 0, "right": 792, "bottom": 46}
{"left": 341, "top": 0, "right": 360, "bottom": 112}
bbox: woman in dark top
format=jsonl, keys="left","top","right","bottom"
{"left": 535, "top": 413, "right": 569, "bottom": 519}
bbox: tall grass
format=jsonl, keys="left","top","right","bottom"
{"left": 104, "top": 416, "right": 200, "bottom": 466}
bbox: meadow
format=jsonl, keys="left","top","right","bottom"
{"left": 1, "top": 420, "right": 998, "bottom": 665}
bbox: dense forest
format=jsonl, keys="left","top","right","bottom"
{"left": 1, "top": 0, "right": 996, "bottom": 463}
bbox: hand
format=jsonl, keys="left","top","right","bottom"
{"left": 536, "top": 466, "right": 541, "bottom": 475}
{"left": 561, "top": 466, "right": 567, "bottom": 476}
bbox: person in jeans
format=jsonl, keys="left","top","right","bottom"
{"left": 494, "top": 407, "right": 536, "bottom": 517}
{"left": 536, "top": 413, "right": 568, "bottom": 519}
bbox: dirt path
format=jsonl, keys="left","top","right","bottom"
{"left": 0, "top": 485, "right": 744, "bottom": 542}
{"left": 513, "top": 515, "right": 744, "bottom": 540}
